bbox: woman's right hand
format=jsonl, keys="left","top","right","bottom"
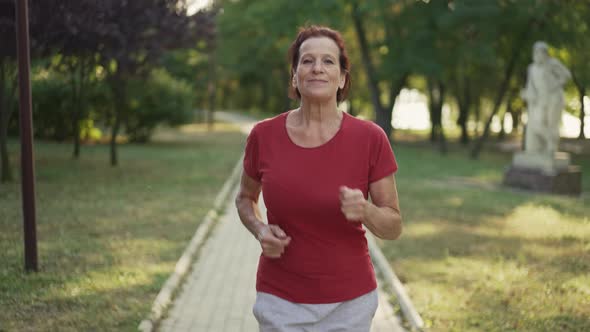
{"left": 257, "top": 224, "right": 291, "bottom": 258}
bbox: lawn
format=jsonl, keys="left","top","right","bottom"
{"left": 383, "top": 138, "right": 590, "bottom": 331}
{"left": 0, "top": 123, "right": 245, "bottom": 331}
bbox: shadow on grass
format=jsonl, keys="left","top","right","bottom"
{"left": 385, "top": 224, "right": 588, "bottom": 274}
{"left": 462, "top": 288, "right": 590, "bottom": 332}
{"left": 0, "top": 270, "right": 170, "bottom": 331}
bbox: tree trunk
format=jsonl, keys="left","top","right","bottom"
{"left": 455, "top": 77, "right": 471, "bottom": 145}
{"left": 498, "top": 112, "right": 506, "bottom": 140}
{"left": 110, "top": 110, "right": 121, "bottom": 167}
{"left": 351, "top": 2, "right": 387, "bottom": 134}
{"left": 572, "top": 74, "right": 586, "bottom": 140}
{"left": 351, "top": 2, "right": 408, "bottom": 140}
{"left": 428, "top": 79, "right": 442, "bottom": 141}
{"left": 579, "top": 89, "right": 586, "bottom": 140}
{"left": 0, "top": 58, "right": 16, "bottom": 182}
{"left": 109, "top": 77, "right": 125, "bottom": 167}
{"left": 470, "top": 20, "right": 534, "bottom": 159}
{"left": 428, "top": 79, "right": 447, "bottom": 154}
{"left": 207, "top": 50, "right": 216, "bottom": 131}
{"left": 499, "top": 88, "right": 518, "bottom": 140}
{"left": 71, "top": 59, "right": 83, "bottom": 159}
{"left": 506, "top": 88, "right": 522, "bottom": 134}
{"left": 385, "top": 74, "right": 408, "bottom": 138}
{"left": 374, "top": 103, "right": 391, "bottom": 138}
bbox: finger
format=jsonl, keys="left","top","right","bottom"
{"left": 341, "top": 206, "right": 363, "bottom": 221}
{"left": 342, "top": 195, "right": 366, "bottom": 209}
{"left": 339, "top": 186, "right": 353, "bottom": 201}
{"left": 263, "top": 245, "right": 285, "bottom": 258}
{"left": 269, "top": 224, "right": 287, "bottom": 239}
{"left": 340, "top": 187, "right": 363, "bottom": 202}
{"left": 281, "top": 236, "right": 292, "bottom": 246}
{"left": 263, "top": 251, "right": 281, "bottom": 258}
{"left": 262, "top": 236, "right": 291, "bottom": 250}
{"left": 263, "top": 235, "right": 285, "bottom": 247}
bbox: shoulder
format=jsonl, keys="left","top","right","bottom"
{"left": 344, "top": 113, "right": 387, "bottom": 139}
{"left": 251, "top": 112, "right": 288, "bottom": 135}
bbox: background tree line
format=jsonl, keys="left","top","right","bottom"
{"left": 0, "top": 0, "right": 215, "bottom": 182}
{"left": 214, "top": 0, "right": 589, "bottom": 157}
{"left": 1, "top": 0, "right": 589, "bottom": 183}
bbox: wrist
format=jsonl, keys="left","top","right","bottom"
{"left": 255, "top": 223, "right": 268, "bottom": 241}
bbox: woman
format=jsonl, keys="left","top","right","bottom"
{"left": 235, "top": 25, "right": 402, "bottom": 332}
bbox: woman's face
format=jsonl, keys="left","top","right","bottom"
{"left": 293, "top": 37, "right": 346, "bottom": 102}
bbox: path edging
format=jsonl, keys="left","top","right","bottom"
{"left": 367, "top": 232, "right": 425, "bottom": 331}
{"left": 138, "top": 157, "right": 243, "bottom": 332}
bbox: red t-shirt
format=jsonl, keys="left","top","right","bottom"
{"left": 243, "top": 111, "right": 398, "bottom": 304}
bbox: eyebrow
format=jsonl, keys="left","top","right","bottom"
{"left": 300, "top": 53, "right": 337, "bottom": 59}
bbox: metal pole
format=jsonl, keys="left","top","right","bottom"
{"left": 16, "top": 0, "right": 38, "bottom": 272}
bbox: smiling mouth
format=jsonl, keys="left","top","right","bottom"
{"left": 308, "top": 79, "right": 328, "bottom": 83}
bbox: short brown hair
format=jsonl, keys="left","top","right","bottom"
{"left": 287, "top": 25, "right": 351, "bottom": 103}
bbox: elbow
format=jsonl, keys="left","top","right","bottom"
{"left": 378, "top": 215, "right": 402, "bottom": 240}
{"left": 235, "top": 192, "right": 246, "bottom": 211}
{"left": 235, "top": 191, "right": 257, "bottom": 210}
{"left": 234, "top": 193, "right": 242, "bottom": 208}
{"left": 389, "top": 220, "right": 402, "bottom": 240}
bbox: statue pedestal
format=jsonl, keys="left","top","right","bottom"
{"left": 504, "top": 152, "right": 582, "bottom": 196}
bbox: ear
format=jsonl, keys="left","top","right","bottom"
{"left": 292, "top": 72, "right": 298, "bottom": 88}
{"left": 339, "top": 72, "right": 346, "bottom": 89}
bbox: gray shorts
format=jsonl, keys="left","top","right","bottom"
{"left": 252, "top": 290, "right": 378, "bottom": 332}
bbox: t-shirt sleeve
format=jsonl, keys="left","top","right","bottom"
{"left": 369, "top": 124, "right": 398, "bottom": 183}
{"left": 243, "top": 125, "right": 262, "bottom": 182}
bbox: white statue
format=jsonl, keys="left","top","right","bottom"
{"left": 521, "top": 41, "right": 571, "bottom": 154}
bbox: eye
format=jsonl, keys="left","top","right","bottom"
{"left": 324, "top": 59, "right": 335, "bottom": 64}
{"left": 302, "top": 58, "right": 313, "bottom": 64}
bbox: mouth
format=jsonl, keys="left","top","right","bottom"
{"left": 308, "top": 79, "right": 328, "bottom": 83}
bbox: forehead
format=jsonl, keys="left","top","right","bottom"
{"left": 299, "top": 36, "right": 340, "bottom": 57}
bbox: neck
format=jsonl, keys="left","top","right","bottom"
{"left": 297, "top": 98, "right": 340, "bottom": 125}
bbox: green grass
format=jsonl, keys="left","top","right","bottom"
{"left": 0, "top": 123, "right": 245, "bottom": 331}
{"left": 383, "top": 140, "right": 590, "bottom": 331}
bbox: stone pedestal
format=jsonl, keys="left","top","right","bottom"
{"left": 512, "top": 152, "right": 571, "bottom": 174}
{"left": 504, "top": 152, "right": 582, "bottom": 196}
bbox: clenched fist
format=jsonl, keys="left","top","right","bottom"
{"left": 339, "top": 186, "right": 368, "bottom": 223}
{"left": 257, "top": 224, "right": 291, "bottom": 259}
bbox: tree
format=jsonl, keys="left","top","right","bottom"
{"left": 469, "top": 0, "right": 562, "bottom": 158}
{"left": 551, "top": 2, "right": 590, "bottom": 139}
{"left": 35, "top": 1, "right": 106, "bottom": 158}
{"left": 350, "top": 0, "right": 410, "bottom": 139}
{"left": 0, "top": 0, "right": 53, "bottom": 182}
{"left": 94, "top": 0, "right": 202, "bottom": 166}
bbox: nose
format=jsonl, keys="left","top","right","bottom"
{"left": 312, "top": 60, "right": 324, "bottom": 73}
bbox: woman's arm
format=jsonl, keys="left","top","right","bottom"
{"left": 235, "top": 172, "right": 291, "bottom": 257}
{"left": 340, "top": 174, "right": 402, "bottom": 240}
{"left": 235, "top": 171, "right": 265, "bottom": 238}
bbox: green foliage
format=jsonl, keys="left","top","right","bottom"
{"left": 25, "top": 67, "right": 110, "bottom": 141}
{"left": 125, "top": 68, "right": 194, "bottom": 142}
{"left": 383, "top": 140, "right": 590, "bottom": 331}
{"left": 30, "top": 72, "right": 73, "bottom": 141}
{"left": 0, "top": 126, "right": 245, "bottom": 331}
{"left": 217, "top": 0, "right": 347, "bottom": 113}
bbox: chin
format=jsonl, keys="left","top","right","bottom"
{"left": 302, "top": 91, "right": 336, "bottom": 102}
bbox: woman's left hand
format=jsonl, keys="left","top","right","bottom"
{"left": 339, "top": 186, "right": 367, "bottom": 223}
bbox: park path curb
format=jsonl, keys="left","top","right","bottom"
{"left": 138, "top": 157, "right": 243, "bottom": 332}
{"left": 367, "top": 232, "right": 425, "bottom": 331}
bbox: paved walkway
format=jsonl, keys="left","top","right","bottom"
{"left": 157, "top": 112, "right": 405, "bottom": 332}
